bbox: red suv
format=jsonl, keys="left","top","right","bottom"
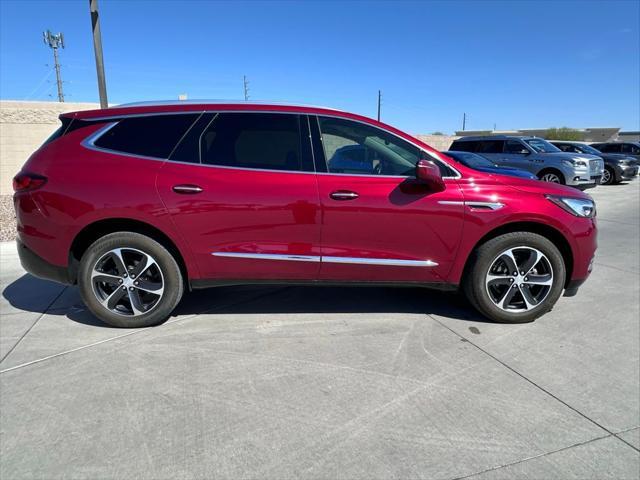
{"left": 13, "top": 101, "right": 597, "bottom": 327}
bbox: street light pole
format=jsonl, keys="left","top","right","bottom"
{"left": 89, "top": 0, "right": 108, "bottom": 108}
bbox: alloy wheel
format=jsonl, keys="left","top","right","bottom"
{"left": 541, "top": 173, "right": 561, "bottom": 183}
{"left": 91, "top": 248, "right": 165, "bottom": 316}
{"left": 602, "top": 169, "right": 611, "bottom": 184}
{"left": 485, "top": 246, "right": 554, "bottom": 312}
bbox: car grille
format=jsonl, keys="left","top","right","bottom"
{"left": 589, "top": 159, "right": 604, "bottom": 174}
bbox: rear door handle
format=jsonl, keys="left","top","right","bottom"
{"left": 173, "top": 184, "right": 203, "bottom": 194}
{"left": 330, "top": 190, "right": 359, "bottom": 201}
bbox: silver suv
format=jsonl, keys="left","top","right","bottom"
{"left": 450, "top": 135, "right": 604, "bottom": 189}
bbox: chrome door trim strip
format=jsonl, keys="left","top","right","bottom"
{"left": 438, "top": 200, "right": 505, "bottom": 210}
{"left": 212, "top": 252, "right": 321, "bottom": 263}
{"left": 322, "top": 256, "right": 438, "bottom": 267}
{"left": 211, "top": 252, "right": 438, "bottom": 267}
{"left": 467, "top": 201, "right": 505, "bottom": 210}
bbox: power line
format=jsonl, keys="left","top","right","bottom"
{"left": 43, "top": 30, "right": 65, "bottom": 102}
{"left": 24, "top": 67, "right": 54, "bottom": 100}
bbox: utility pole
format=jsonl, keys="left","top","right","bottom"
{"left": 43, "top": 30, "right": 65, "bottom": 102}
{"left": 243, "top": 75, "right": 249, "bottom": 101}
{"left": 462, "top": 112, "right": 466, "bottom": 131}
{"left": 377, "top": 90, "right": 382, "bottom": 121}
{"left": 89, "top": 0, "right": 109, "bottom": 108}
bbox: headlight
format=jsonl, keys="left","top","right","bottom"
{"left": 546, "top": 195, "right": 596, "bottom": 218}
{"left": 562, "top": 159, "right": 588, "bottom": 168}
{"left": 619, "top": 160, "right": 629, "bottom": 166}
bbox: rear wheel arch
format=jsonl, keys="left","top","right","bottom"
{"left": 69, "top": 218, "right": 190, "bottom": 287}
{"left": 461, "top": 221, "right": 574, "bottom": 288}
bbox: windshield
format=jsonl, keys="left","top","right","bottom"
{"left": 575, "top": 143, "right": 603, "bottom": 155}
{"left": 446, "top": 151, "right": 495, "bottom": 168}
{"left": 524, "top": 138, "right": 561, "bottom": 153}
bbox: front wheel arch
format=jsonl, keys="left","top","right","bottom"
{"left": 460, "top": 221, "right": 573, "bottom": 289}
{"left": 537, "top": 168, "right": 566, "bottom": 184}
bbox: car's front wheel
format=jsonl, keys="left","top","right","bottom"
{"left": 463, "top": 232, "right": 566, "bottom": 323}
{"left": 538, "top": 169, "right": 565, "bottom": 184}
{"left": 78, "top": 232, "right": 184, "bottom": 328}
{"left": 601, "top": 166, "right": 615, "bottom": 185}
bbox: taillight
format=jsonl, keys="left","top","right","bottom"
{"left": 12, "top": 172, "right": 47, "bottom": 193}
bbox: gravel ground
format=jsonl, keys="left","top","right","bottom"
{"left": 0, "top": 195, "right": 16, "bottom": 242}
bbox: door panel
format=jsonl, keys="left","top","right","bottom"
{"left": 501, "top": 140, "right": 531, "bottom": 170}
{"left": 157, "top": 164, "right": 321, "bottom": 279}
{"left": 317, "top": 175, "right": 464, "bottom": 282}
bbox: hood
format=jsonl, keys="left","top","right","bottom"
{"left": 599, "top": 153, "right": 638, "bottom": 163}
{"left": 475, "top": 166, "right": 536, "bottom": 179}
{"left": 541, "top": 152, "right": 602, "bottom": 162}
{"left": 493, "top": 174, "right": 591, "bottom": 199}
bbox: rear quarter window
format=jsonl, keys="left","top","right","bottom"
{"left": 94, "top": 114, "right": 200, "bottom": 159}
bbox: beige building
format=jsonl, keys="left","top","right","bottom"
{"left": 0, "top": 100, "right": 99, "bottom": 195}
{"left": 454, "top": 127, "right": 620, "bottom": 142}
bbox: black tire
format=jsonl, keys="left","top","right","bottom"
{"left": 538, "top": 169, "right": 565, "bottom": 185}
{"left": 601, "top": 166, "right": 616, "bottom": 185}
{"left": 78, "top": 232, "right": 184, "bottom": 328}
{"left": 463, "top": 232, "right": 566, "bottom": 323}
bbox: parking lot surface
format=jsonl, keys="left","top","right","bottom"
{"left": 1, "top": 181, "right": 639, "bottom": 479}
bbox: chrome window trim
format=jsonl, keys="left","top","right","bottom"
{"left": 83, "top": 110, "right": 207, "bottom": 122}
{"left": 211, "top": 251, "right": 438, "bottom": 267}
{"left": 79, "top": 109, "right": 462, "bottom": 179}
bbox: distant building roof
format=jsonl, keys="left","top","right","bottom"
{"left": 454, "top": 127, "right": 620, "bottom": 142}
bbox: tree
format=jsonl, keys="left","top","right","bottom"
{"left": 431, "top": 131, "right": 445, "bottom": 135}
{"left": 544, "top": 127, "right": 582, "bottom": 141}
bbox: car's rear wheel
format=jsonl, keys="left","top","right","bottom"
{"left": 78, "top": 232, "right": 184, "bottom": 328}
{"left": 463, "top": 232, "right": 566, "bottom": 323}
{"left": 538, "top": 169, "right": 565, "bottom": 184}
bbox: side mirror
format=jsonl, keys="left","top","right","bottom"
{"left": 416, "top": 159, "right": 445, "bottom": 191}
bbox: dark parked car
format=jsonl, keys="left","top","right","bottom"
{"left": 14, "top": 101, "right": 597, "bottom": 327}
{"left": 443, "top": 151, "right": 537, "bottom": 180}
{"left": 551, "top": 141, "right": 639, "bottom": 185}
{"left": 591, "top": 142, "right": 640, "bottom": 162}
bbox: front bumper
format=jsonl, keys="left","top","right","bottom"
{"left": 616, "top": 165, "right": 639, "bottom": 181}
{"left": 17, "top": 239, "right": 72, "bottom": 285}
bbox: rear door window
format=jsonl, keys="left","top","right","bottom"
{"left": 195, "top": 113, "right": 311, "bottom": 172}
{"left": 94, "top": 114, "right": 199, "bottom": 159}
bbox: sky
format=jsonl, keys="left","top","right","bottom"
{"left": 0, "top": 0, "right": 638, "bottom": 134}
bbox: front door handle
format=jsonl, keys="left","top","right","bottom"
{"left": 173, "top": 184, "right": 203, "bottom": 194}
{"left": 330, "top": 190, "right": 359, "bottom": 201}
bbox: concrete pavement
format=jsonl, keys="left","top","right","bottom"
{"left": 1, "top": 181, "right": 638, "bottom": 479}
